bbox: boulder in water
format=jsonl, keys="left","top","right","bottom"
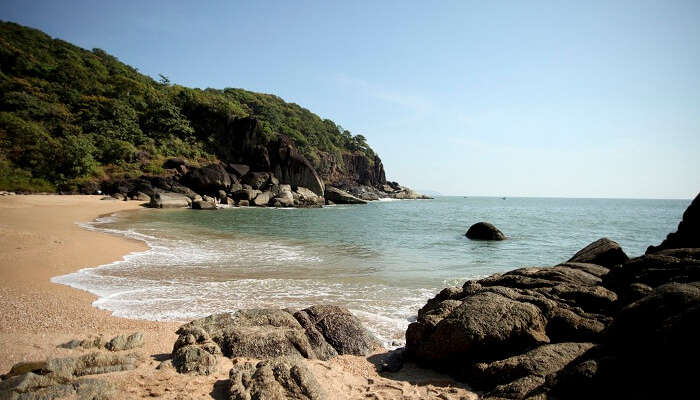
{"left": 465, "top": 222, "right": 506, "bottom": 240}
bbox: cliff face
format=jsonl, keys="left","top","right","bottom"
{"left": 317, "top": 152, "right": 387, "bottom": 187}
{"left": 212, "top": 116, "right": 385, "bottom": 194}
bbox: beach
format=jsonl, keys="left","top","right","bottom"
{"left": 0, "top": 195, "right": 475, "bottom": 399}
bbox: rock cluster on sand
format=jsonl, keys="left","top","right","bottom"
{"left": 1, "top": 332, "right": 146, "bottom": 400}
{"left": 465, "top": 222, "right": 506, "bottom": 240}
{"left": 172, "top": 306, "right": 379, "bottom": 376}
{"left": 406, "top": 192, "right": 700, "bottom": 399}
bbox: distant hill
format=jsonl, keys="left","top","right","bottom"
{"left": 0, "top": 21, "right": 383, "bottom": 193}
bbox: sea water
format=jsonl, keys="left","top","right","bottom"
{"left": 52, "top": 196, "right": 690, "bottom": 345}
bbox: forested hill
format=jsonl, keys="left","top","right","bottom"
{"left": 0, "top": 21, "right": 381, "bottom": 193}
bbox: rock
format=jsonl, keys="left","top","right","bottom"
{"left": 407, "top": 291, "right": 549, "bottom": 367}
{"left": 567, "top": 238, "right": 628, "bottom": 268}
{"left": 603, "top": 249, "right": 700, "bottom": 303}
{"left": 647, "top": 192, "right": 699, "bottom": 253}
{"left": 227, "top": 163, "right": 250, "bottom": 178}
{"left": 471, "top": 342, "right": 595, "bottom": 391}
{"left": 252, "top": 191, "right": 272, "bottom": 207}
{"left": 243, "top": 172, "right": 271, "bottom": 190}
{"left": 0, "top": 372, "right": 118, "bottom": 400}
{"left": 2, "top": 361, "right": 46, "bottom": 379}
{"left": 192, "top": 199, "right": 217, "bottom": 210}
{"left": 100, "top": 196, "right": 117, "bottom": 201}
{"left": 111, "top": 193, "right": 125, "bottom": 201}
{"left": 272, "top": 191, "right": 294, "bottom": 207}
{"left": 238, "top": 200, "right": 250, "bottom": 207}
{"left": 225, "top": 197, "right": 235, "bottom": 206}
{"left": 105, "top": 332, "right": 144, "bottom": 351}
{"left": 294, "top": 187, "right": 324, "bottom": 206}
{"left": 171, "top": 326, "right": 222, "bottom": 375}
{"left": 173, "top": 306, "right": 378, "bottom": 366}
{"left": 227, "top": 358, "right": 325, "bottom": 400}
{"left": 232, "top": 188, "right": 261, "bottom": 202}
{"left": 373, "top": 348, "right": 405, "bottom": 373}
{"left": 130, "top": 191, "right": 150, "bottom": 202}
{"left": 149, "top": 192, "right": 191, "bottom": 208}
{"left": 465, "top": 222, "right": 506, "bottom": 240}
{"left": 181, "top": 164, "right": 232, "bottom": 195}
{"left": 45, "top": 352, "right": 144, "bottom": 377}
{"left": 218, "top": 190, "right": 228, "bottom": 203}
{"left": 271, "top": 136, "right": 325, "bottom": 197}
{"left": 294, "top": 305, "right": 379, "bottom": 356}
{"left": 324, "top": 186, "right": 367, "bottom": 205}
{"left": 391, "top": 187, "right": 432, "bottom": 200}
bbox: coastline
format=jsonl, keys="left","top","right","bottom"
{"left": 0, "top": 194, "right": 475, "bottom": 399}
{"left": 0, "top": 195, "right": 180, "bottom": 371}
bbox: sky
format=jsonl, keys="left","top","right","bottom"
{"left": 2, "top": 0, "right": 698, "bottom": 199}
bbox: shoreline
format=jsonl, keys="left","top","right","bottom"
{"left": 0, "top": 195, "right": 180, "bottom": 372}
{"left": 0, "top": 194, "right": 475, "bottom": 399}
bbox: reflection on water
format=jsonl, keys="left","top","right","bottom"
{"left": 53, "top": 196, "right": 689, "bottom": 346}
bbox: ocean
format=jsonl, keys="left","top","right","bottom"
{"left": 52, "top": 196, "right": 690, "bottom": 346}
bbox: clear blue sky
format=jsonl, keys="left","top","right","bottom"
{"left": 2, "top": 0, "right": 698, "bottom": 199}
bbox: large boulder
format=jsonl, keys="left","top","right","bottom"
{"left": 407, "top": 291, "right": 549, "bottom": 366}
{"left": 171, "top": 325, "right": 222, "bottom": 376}
{"left": 148, "top": 192, "right": 191, "bottom": 208}
{"left": 647, "top": 192, "right": 700, "bottom": 253}
{"left": 271, "top": 137, "right": 325, "bottom": 197}
{"left": 294, "top": 187, "right": 324, "bottom": 207}
{"left": 181, "top": 164, "right": 233, "bottom": 195}
{"left": 567, "top": 238, "right": 628, "bottom": 268}
{"left": 227, "top": 358, "right": 326, "bottom": 400}
{"left": 192, "top": 199, "right": 217, "bottom": 210}
{"left": 243, "top": 172, "right": 271, "bottom": 190}
{"left": 324, "top": 186, "right": 367, "bottom": 205}
{"left": 252, "top": 191, "right": 273, "bottom": 207}
{"left": 465, "top": 222, "right": 506, "bottom": 240}
{"left": 171, "top": 306, "right": 378, "bottom": 371}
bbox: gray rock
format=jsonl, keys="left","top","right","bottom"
{"left": 181, "top": 164, "right": 232, "bottom": 195}
{"left": 471, "top": 342, "right": 595, "bottom": 391}
{"left": 294, "top": 187, "right": 324, "bottom": 207}
{"left": 293, "top": 305, "right": 379, "bottom": 356}
{"left": 252, "top": 191, "right": 272, "bottom": 207}
{"left": 243, "top": 172, "right": 271, "bottom": 190}
{"left": 228, "top": 164, "right": 250, "bottom": 178}
{"left": 0, "top": 372, "right": 117, "bottom": 400}
{"left": 149, "top": 192, "right": 191, "bottom": 208}
{"left": 465, "top": 222, "right": 506, "bottom": 240}
{"left": 324, "top": 186, "right": 367, "bottom": 205}
{"left": 172, "top": 306, "right": 378, "bottom": 369}
{"left": 567, "top": 238, "right": 628, "bottom": 268}
{"left": 232, "top": 188, "right": 261, "bottom": 202}
{"left": 272, "top": 191, "right": 294, "bottom": 207}
{"left": 171, "top": 326, "right": 222, "bottom": 375}
{"left": 238, "top": 200, "right": 250, "bottom": 207}
{"left": 105, "top": 332, "right": 144, "bottom": 351}
{"left": 227, "top": 358, "right": 326, "bottom": 400}
{"left": 407, "top": 291, "right": 549, "bottom": 365}
{"left": 192, "top": 199, "right": 217, "bottom": 210}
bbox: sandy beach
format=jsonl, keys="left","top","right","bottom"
{"left": 0, "top": 195, "right": 475, "bottom": 399}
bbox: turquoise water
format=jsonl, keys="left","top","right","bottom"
{"left": 53, "top": 196, "right": 689, "bottom": 345}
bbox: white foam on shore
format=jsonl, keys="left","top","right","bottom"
{"left": 53, "top": 212, "right": 438, "bottom": 346}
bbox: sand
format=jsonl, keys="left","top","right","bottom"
{"left": 0, "top": 195, "right": 476, "bottom": 399}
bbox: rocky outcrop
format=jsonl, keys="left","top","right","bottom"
{"left": 647, "top": 192, "right": 699, "bottom": 253}
{"left": 318, "top": 152, "right": 386, "bottom": 188}
{"left": 405, "top": 238, "right": 628, "bottom": 397}
{"left": 171, "top": 306, "right": 378, "bottom": 376}
{"left": 406, "top": 195, "right": 700, "bottom": 399}
{"left": 465, "top": 222, "right": 506, "bottom": 240}
{"left": 324, "top": 186, "right": 367, "bottom": 205}
{"left": 227, "top": 358, "right": 326, "bottom": 400}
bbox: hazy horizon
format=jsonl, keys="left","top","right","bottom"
{"left": 2, "top": 0, "right": 698, "bottom": 199}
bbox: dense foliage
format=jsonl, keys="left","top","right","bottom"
{"left": 0, "top": 21, "right": 375, "bottom": 192}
